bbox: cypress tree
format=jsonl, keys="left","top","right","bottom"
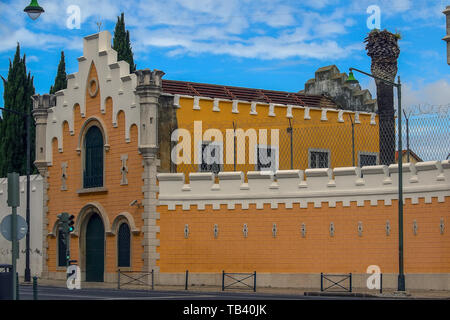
{"left": 112, "top": 12, "right": 137, "bottom": 73}
{"left": 50, "top": 51, "right": 67, "bottom": 94}
{"left": 0, "top": 43, "right": 36, "bottom": 177}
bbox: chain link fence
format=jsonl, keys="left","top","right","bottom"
{"left": 170, "top": 106, "right": 449, "bottom": 179}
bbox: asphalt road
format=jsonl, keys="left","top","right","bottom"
{"left": 17, "top": 284, "right": 382, "bottom": 300}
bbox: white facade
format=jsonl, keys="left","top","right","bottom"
{"left": 0, "top": 175, "right": 44, "bottom": 277}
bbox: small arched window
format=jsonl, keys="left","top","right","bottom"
{"left": 83, "top": 126, "right": 104, "bottom": 188}
{"left": 58, "top": 231, "right": 67, "bottom": 267}
{"left": 118, "top": 223, "right": 131, "bottom": 267}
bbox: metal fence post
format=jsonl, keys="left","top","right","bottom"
{"left": 185, "top": 270, "right": 189, "bottom": 290}
{"left": 222, "top": 270, "right": 225, "bottom": 291}
{"left": 320, "top": 273, "right": 323, "bottom": 292}
{"left": 380, "top": 273, "right": 383, "bottom": 294}
{"left": 349, "top": 273, "right": 352, "bottom": 292}
{"left": 117, "top": 269, "right": 120, "bottom": 289}
{"left": 253, "top": 271, "right": 256, "bottom": 292}
{"left": 32, "top": 276, "right": 38, "bottom": 300}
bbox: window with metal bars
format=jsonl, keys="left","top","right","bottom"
{"left": 83, "top": 126, "right": 104, "bottom": 188}
{"left": 200, "top": 141, "right": 222, "bottom": 174}
{"left": 359, "top": 153, "right": 378, "bottom": 167}
{"left": 118, "top": 223, "right": 131, "bottom": 267}
{"left": 309, "top": 149, "right": 330, "bottom": 168}
{"left": 256, "top": 145, "right": 278, "bottom": 172}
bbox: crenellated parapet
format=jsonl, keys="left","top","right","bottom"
{"left": 43, "top": 31, "right": 140, "bottom": 165}
{"left": 157, "top": 161, "right": 450, "bottom": 210}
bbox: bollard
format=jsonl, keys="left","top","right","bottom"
{"left": 349, "top": 273, "right": 352, "bottom": 293}
{"left": 320, "top": 273, "right": 323, "bottom": 292}
{"left": 185, "top": 270, "right": 189, "bottom": 290}
{"left": 151, "top": 269, "right": 154, "bottom": 290}
{"left": 16, "top": 273, "right": 19, "bottom": 300}
{"left": 33, "top": 276, "right": 38, "bottom": 300}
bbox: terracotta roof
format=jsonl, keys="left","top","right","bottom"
{"left": 162, "top": 80, "right": 337, "bottom": 109}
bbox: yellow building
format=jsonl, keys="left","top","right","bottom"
{"left": 31, "top": 31, "right": 413, "bottom": 286}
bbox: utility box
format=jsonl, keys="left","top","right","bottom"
{"left": 0, "top": 264, "right": 13, "bottom": 300}
{"left": 7, "top": 172, "right": 20, "bottom": 208}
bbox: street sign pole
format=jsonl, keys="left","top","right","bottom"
{"left": 8, "top": 172, "right": 20, "bottom": 301}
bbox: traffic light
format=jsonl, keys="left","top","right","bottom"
{"left": 68, "top": 214, "right": 75, "bottom": 233}
{"left": 57, "top": 212, "right": 69, "bottom": 233}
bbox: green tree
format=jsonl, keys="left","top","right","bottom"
{"left": 0, "top": 43, "right": 36, "bottom": 177}
{"left": 112, "top": 12, "right": 136, "bottom": 73}
{"left": 50, "top": 51, "right": 67, "bottom": 94}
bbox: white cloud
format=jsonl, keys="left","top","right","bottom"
{"left": 0, "top": 0, "right": 444, "bottom": 61}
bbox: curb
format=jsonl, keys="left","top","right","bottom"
{"left": 304, "top": 291, "right": 379, "bottom": 298}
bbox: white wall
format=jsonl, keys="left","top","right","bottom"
{"left": 0, "top": 175, "right": 43, "bottom": 277}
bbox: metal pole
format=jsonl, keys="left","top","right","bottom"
{"left": 349, "top": 273, "right": 352, "bottom": 292}
{"left": 320, "top": 272, "right": 323, "bottom": 292}
{"left": 397, "top": 77, "right": 405, "bottom": 291}
{"left": 406, "top": 113, "right": 410, "bottom": 163}
{"left": 185, "top": 270, "right": 188, "bottom": 290}
{"left": 118, "top": 269, "right": 120, "bottom": 289}
{"left": 349, "top": 114, "right": 355, "bottom": 167}
{"left": 33, "top": 276, "right": 38, "bottom": 300}
{"left": 380, "top": 273, "right": 383, "bottom": 294}
{"left": 222, "top": 270, "right": 225, "bottom": 291}
{"left": 233, "top": 122, "right": 236, "bottom": 172}
{"left": 12, "top": 206, "right": 18, "bottom": 300}
{"left": 253, "top": 271, "right": 256, "bottom": 292}
{"left": 288, "top": 119, "right": 293, "bottom": 170}
{"left": 25, "top": 113, "right": 31, "bottom": 282}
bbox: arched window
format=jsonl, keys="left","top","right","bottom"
{"left": 83, "top": 126, "right": 103, "bottom": 188}
{"left": 118, "top": 223, "right": 131, "bottom": 267}
{"left": 58, "top": 231, "right": 67, "bottom": 267}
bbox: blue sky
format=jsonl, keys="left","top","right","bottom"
{"left": 0, "top": 0, "right": 449, "bottom": 110}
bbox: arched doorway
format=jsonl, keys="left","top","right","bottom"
{"left": 85, "top": 213, "right": 105, "bottom": 282}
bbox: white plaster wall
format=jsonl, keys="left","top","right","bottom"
{"left": 45, "top": 31, "right": 140, "bottom": 165}
{"left": 158, "top": 161, "right": 450, "bottom": 210}
{"left": 0, "top": 175, "right": 43, "bottom": 277}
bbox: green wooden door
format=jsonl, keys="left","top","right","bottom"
{"left": 85, "top": 214, "right": 104, "bottom": 282}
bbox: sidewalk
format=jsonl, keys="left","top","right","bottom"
{"left": 21, "top": 278, "right": 450, "bottom": 299}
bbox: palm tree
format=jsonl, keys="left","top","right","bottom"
{"left": 364, "top": 29, "right": 400, "bottom": 165}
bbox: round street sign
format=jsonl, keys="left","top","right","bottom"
{"left": 0, "top": 214, "right": 28, "bottom": 241}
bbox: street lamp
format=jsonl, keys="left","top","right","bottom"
{"left": 23, "top": 0, "right": 45, "bottom": 20}
{"left": 346, "top": 67, "right": 405, "bottom": 292}
{"left": 15, "top": 0, "right": 44, "bottom": 283}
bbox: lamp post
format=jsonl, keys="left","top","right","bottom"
{"left": 346, "top": 67, "right": 405, "bottom": 292}
{"left": 8, "top": 0, "right": 45, "bottom": 283}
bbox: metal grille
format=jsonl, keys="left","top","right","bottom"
{"left": 170, "top": 107, "right": 449, "bottom": 180}
{"left": 118, "top": 223, "right": 131, "bottom": 268}
{"left": 83, "top": 126, "right": 103, "bottom": 188}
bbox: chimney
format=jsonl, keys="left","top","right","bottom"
{"left": 444, "top": 6, "right": 450, "bottom": 65}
